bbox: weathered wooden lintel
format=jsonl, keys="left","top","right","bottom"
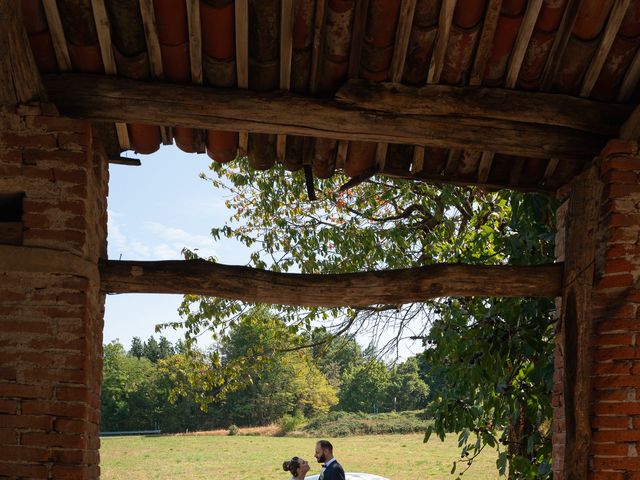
{"left": 42, "top": 74, "right": 617, "bottom": 161}
{"left": 100, "top": 259, "right": 564, "bottom": 307}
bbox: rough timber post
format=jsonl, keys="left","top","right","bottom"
{"left": 0, "top": 3, "right": 107, "bottom": 479}
{"left": 554, "top": 139, "right": 640, "bottom": 479}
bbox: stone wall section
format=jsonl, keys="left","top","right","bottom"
{"left": 0, "top": 104, "right": 107, "bottom": 479}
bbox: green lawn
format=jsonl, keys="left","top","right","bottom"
{"left": 100, "top": 433, "right": 503, "bottom": 479}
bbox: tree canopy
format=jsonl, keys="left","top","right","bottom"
{"left": 161, "top": 158, "right": 558, "bottom": 478}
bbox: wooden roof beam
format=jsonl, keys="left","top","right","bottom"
{"left": 43, "top": 74, "right": 623, "bottom": 161}
{"left": 0, "top": 2, "right": 47, "bottom": 105}
{"left": 100, "top": 259, "right": 564, "bottom": 306}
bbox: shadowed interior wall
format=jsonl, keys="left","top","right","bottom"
{"left": 0, "top": 103, "right": 107, "bottom": 479}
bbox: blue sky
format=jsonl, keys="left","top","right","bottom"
{"left": 104, "top": 145, "right": 421, "bottom": 358}
{"left": 104, "top": 145, "right": 246, "bottom": 350}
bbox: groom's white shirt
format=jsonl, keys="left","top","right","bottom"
{"left": 323, "top": 458, "right": 337, "bottom": 468}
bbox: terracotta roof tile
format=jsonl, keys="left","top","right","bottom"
{"left": 442, "top": 26, "right": 481, "bottom": 85}
{"left": 453, "top": 0, "right": 487, "bottom": 29}
{"left": 484, "top": 14, "right": 523, "bottom": 85}
{"left": 345, "top": 141, "right": 376, "bottom": 178}
{"left": 592, "top": 36, "right": 640, "bottom": 101}
{"left": 554, "top": 37, "right": 598, "bottom": 94}
{"left": 573, "top": 0, "right": 614, "bottom": 41}
{"left": 20, "top": 0, "right": 637, "bottom": 191}
{"left": 22, "top": 0, "right": 58, "bottom": 73}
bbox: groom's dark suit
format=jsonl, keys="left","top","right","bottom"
{"left": 319, "top": 459, "right": 345, "bottom": 480}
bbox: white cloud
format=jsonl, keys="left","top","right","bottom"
{"left": 107, "top": 212, "right": 217, "bottom": 260}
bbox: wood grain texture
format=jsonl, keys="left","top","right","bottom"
{"left": 186, "top": 0, "right": 203, "bottom": 84}
{"left": 43, "top": 0, "right": 72, "bottom": 71}
{"left": 337, "top": 80, "right": 630, "bottom": 135}
{"left": 390, "top": 0, "right": 417, "bottom": 83}
{"left": 139, "top": 0, "right": 164, "bottom": 79}
{"left": 100, "top": 259, "right": 564, "bottom": 306}
{"left": 44, "top": 74, "right": 614, "bottom": 161}
{"left": 0, "top": 1, "right": 47, "bottom": 105}
{"left": 560, "top": 164, "right": 603, "bottom": 480}
{"left": 541, "top": 0, "right": 582, "bottom": 90}
{"left": 348, "top": 0, "right": 370, "bottom": 79}
{"left": 91, "top": 0, "right": 130, "bottom": 149}
{"left": 427, "top": 0, "right": 457, "bottom": 84}
{"left": 505, "top": 0, "right": 543, "bottom": 88}
{"left": 580, "top": 0, "right": 631, "bottom": 97}
{"left": 469, "top": 0, "right": 503, "bottom": 86}
{"left": 617, "top": 47, "right": 640, "bottom": 102}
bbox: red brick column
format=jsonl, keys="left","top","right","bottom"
{"left": 553, "top": 139, "right": 640, "bottom": 479}
{"left": 0, "top": 104, "right": 107, "bottom": 479}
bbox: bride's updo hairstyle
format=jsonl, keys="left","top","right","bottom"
{"left": 282, "top": 456, "right": 302, "bottom": 476}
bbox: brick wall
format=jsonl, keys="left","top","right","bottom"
{"left": 0, "top": 104, "right": 107, "bottom": 479}
{"left": 553, "top": 139, "right": 640, "bottom": 479}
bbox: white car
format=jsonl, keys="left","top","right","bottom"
{"left": 306, "top": 474, "right": 389, "bottom": 480}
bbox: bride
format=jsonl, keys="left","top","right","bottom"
{"left": 283, "top": 456, "right": 310, "bottom": 480}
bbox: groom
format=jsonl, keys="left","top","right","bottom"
{"left": 315, "top": 440, "right": 345, "bottom": 480}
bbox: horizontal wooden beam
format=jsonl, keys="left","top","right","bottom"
{"left": 99, "top": 259, "right": 564, "bottom": 307}
{"left": 108, "top": 156, "right": 141, "bottom": 166}
{"left": 337, "top": 80, "right": 631, "bottom": 136}
{"left": 44, "top": 74, "right": 612, "bottom": 161}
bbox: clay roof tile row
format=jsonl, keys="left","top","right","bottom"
{"left": 20, "top": 0, "right": 640, "bottom": 192}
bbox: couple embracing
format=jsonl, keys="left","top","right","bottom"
{"left": 283, "top": 440, "right": 345, "bottom": 480}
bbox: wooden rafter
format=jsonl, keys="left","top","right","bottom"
{"left": 0, "top": 2, "right": 47, "bottom": 105}
{"left": 470, "top": 0, "right": 503, "bottom": 183}
{"left": 186, "top": 0, "right": 202, "bottom": 84}
{"left": 541, "top": 0, "right": 582, "bottom": 90}
{"left": 235, "top": 0, "right": 249, "bottom": 155}
{"left": 139, "top": 0, "right": 164, "bottom": 79}
{"left": 310, "top": 0, "right": 328, "bottom": 92}
{"left": 139, "top": 0, "right": 172, "bottom": 145}
{"left": 42, "top": 0, "right": 72, "bottom": 71}
{"left": 44, "top": 74, "right": 620, "bottom": 161}
{"left": 477, "top": 152, "right": 495, "bottom": 184}
{"left": 91, "top": 0, "right": 131, "bottom": 150}
{"left": 469, "top": 0, "right": 503, "bottom": 87}
{"left": 618, "top": 47, "right": 640, "bottom": 102}
{"left": 505, "top": 0, "right": 543, "bottom": 88}
{"left": 427, "top": 0, "right": 457, "bottom": 84}
{"left": 99, "top": 260, "right": 564, "bottom": 306}
{"left": 580, "top": 0, "right": 631, "bottom": 97}
{"left": 390, "top": 0, "right": 417, "bottom": 83}
{"left": 348, "top": 0, "right": 370, "bottom": 79}
{"left": 277, "top": 0, "right": 295, "bottom": 163}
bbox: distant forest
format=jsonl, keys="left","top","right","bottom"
{"left": 101, "top": 309, "right": 437, "bottom": 433}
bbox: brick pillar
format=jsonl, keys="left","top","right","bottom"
{"left": 553, "top": 139, "right": 640, "bottom": 479}
{"left": 0, "top": 104, "right": 107, "bottom": 479}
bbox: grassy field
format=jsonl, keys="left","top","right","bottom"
{"left": 100, "top": 433, "right": 503, "bottom": 479}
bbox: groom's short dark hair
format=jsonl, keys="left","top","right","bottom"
{"left": 317, "top": 440, "right": 333, "bottom": 452}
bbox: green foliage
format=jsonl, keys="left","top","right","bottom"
{"left": 129, "top": 336, "right": 144, "bottom": 358}
{"left": 215, "top": 307, "right": 338, "bottom": 425}
{"left": 304, "top": 411, "right": 431, "bottom": 437}
{"left": 157, "top": 158, "right": 559, "bottom": 477}
{"left": 278, "top": 411, "right": 306, "bottom": 435}
{"left": 101, "top": 341, "right": 161, "bottom": 431}
{"left": 228, "top": 424, "right": 239, "bottom": 436}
